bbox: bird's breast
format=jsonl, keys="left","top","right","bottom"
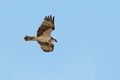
{"left": 37, "top": 36, "right": 51, "bottom": 42}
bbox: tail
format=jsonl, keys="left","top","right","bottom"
{"left": 24, "top": 36, "right": 36, "bottom": 41}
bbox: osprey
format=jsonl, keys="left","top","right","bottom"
{"left": 24, "top": 15, "right": 57, "bottom": 52}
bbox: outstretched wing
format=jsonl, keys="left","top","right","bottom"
{"left": 37, "top": 15, "right": 55, "bottom": 37}
{"left": 37, "top": 41, "right": 54, "bottom": 52}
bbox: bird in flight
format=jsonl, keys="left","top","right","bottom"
{"left": 24, "top": 15, "right": 57, "bottom": 52}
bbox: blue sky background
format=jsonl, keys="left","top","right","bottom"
{"left": 0, "top": 0, "right": 120, "bottom": 80}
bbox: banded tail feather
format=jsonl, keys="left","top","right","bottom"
{"left": 24, "top": 36, "right": 36, "bottom": 41}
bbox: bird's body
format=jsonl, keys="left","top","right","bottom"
{"left": 24, "top": 15, "right": 57, "bottom": 52}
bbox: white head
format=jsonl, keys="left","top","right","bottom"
{"left": 51, "top": 37, "right": 57, "bottom": 43}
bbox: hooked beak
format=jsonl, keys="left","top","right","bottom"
{"left": 54, "top": 39, "right": 57, "bottom": 43}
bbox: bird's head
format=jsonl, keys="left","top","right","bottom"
{"left": 51, "top": 37, "right": 57, "bottom": 43}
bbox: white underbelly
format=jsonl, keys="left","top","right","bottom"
{"left": 36, "top": 36, "right": 51, "bottom": 42}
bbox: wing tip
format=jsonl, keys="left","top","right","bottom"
{"left": 44, "top": 15, "right": 55, "bottom": 24}
{"left": 41, "top": 43, "right": 54, "bottom": 52}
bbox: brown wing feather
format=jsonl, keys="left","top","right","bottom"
{"left": 37, "top": 41, "right": 54, "bottom": 52}
{"left": 37, "top": 15, "right": 55, "bottom": 37}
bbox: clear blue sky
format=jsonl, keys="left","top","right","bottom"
{"left": 0, "top": 0, "right": 120, "bottom": 80}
